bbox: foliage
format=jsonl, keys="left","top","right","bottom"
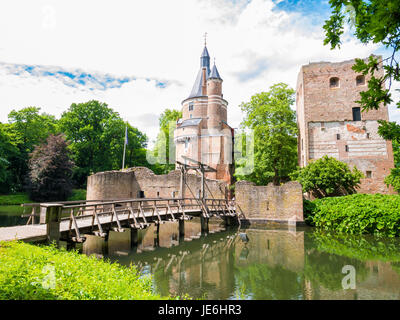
{"left": 324, "top": 0, "right": 400, "bottom": 186}
{"left": 26, "top": 134, "right": 74, "bottom": 202}
{"left": 309, "top": 230, "right": 400, "bottom": 263}
{"left": 324, "top": 0, "right": 400, "bottom": 112}
{"left": 379, "top": 125, "right": 400, "bottom": 193}
{"left": 0, "top": 241, "right": 166, "bottom": 300}
{"left": 305, "top": 194, "right": 400, "bottom": 237}
{"left": 0, "top": 193, "right": 30, "bottom": 206}
{"left": 235, "top": 83, "right": 298, "bottom": 185}
{"left": 151, "top": 109, "right": 182, "bottom": 174}
{"left": 2, "top": 107, "right": 58, "bottom": 192}
{"left": 67, "top": 189, "right": 87, "bottom": 201}
{"left": 290, "top": 156, "right": 363, "bottom": 198}
{"left": 58, "top": 100, "right": 148, "bottom": 186}
{"left": 0, "top": 124, "right": 19, "bottom": 193}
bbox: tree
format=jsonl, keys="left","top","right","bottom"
{"left": 151, "top": 108, "right": 182, "bottom": 174}
{"left": 0, "top": 124, "right": 19, "bottom": 193}
{"left": 235, "top": 83, "right": 298, "bottom": 185}
{"left": 323, "top": 0, "right": 400, "bottom": 191}
{"left": 290, "top": 156, "right": 364, "bottom": 198}
{"left": 59, "top": 100, "right": 148, "bottom": 186}
{"left": 5, "top": 107, "right": 58, "bottom": 190}
{"left": 27, "top": 134, "right": 74, "bottom": 202}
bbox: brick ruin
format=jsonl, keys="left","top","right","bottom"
{"left": 86, "top": 168, "right": 304, "bottom": 224}
{"left": 296, "top": 56, "right": 395, "bottom": 194}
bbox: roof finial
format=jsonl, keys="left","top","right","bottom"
{"left": 203, "top": 32, "right": 208, "bottom": 46}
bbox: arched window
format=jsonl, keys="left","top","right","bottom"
{"left": 329, "top": 77, "right": 339, "bottom": 88}
{"left": 356, "top": 75, "right": 365, "bottom": 86}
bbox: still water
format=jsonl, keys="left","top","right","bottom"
{"left": 81, "top": 218, "right": 400, "bottom": 300}
{"left": 0, "top": 205, "right": 27, "bottom": 227}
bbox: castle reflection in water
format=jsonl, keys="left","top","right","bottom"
{"left": 81, "top": 218, "right": 400, "bottom": 300}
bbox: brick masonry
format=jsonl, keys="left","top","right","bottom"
{"left": 235, "top": 180, "right": 304, "bottom": 223}
{"left": 86, "top": 167, "right": 228, "bottom": 201}
{"left": 296, "top": 56, "right": 395, "bottom": 194}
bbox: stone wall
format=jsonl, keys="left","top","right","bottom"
{"left": 235, "top": 180, "right": 304, "bottom": 223}
{"left": 86, "top": 167, "right": 228, "bottom": 201}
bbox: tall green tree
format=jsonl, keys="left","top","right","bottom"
{"left": 0, "top": 124, "right": 19, "bottom": 193}
{"left": 323, "top": 0, "right": 400, "bottom": 192}
{"left": 59, "top": 100, "right": 148, "bottom": 187}
{"left": 151, "top": 108, "right": 182, "bottom": 174}
{"left": 235, "top": 83, "right": 298, "bottom": 185}
{"left": 4, "top": 107, "right": 58, "bottom": 191}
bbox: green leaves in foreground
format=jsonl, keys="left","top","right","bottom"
{"left": 305, "top": 194, "right": 400, "bottom": 237}
{"left": 0, "top": 241, "right": 167, "bottom": 300}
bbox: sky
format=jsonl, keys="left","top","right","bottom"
{"left": 0, "top": 0, "right": 398, "bottom": 147}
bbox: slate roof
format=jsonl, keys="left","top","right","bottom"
{"left": 179, "top": 118, "right": 202, "bottom": 128}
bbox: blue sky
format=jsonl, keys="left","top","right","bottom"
{"left": 0, "top": 0, "right": 397, "bottom": 144}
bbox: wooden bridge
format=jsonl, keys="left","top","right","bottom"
{"left": 0, "top": 158, "right": 241, "bottom": 244}
{"left": 0, "top": 197, "right": 238, "bottom": 243}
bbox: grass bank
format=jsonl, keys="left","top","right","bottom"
{"left": 0, "top": 241, "right": 168, "bottom": 300}
{"left": 0, "top": 189, "right": 87, "bottom": 206}
{"left": 305, "top": 194, "right": 400, "bottom": 237}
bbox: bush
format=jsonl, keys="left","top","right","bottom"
{"left": 67, "top": 189, "right": 87, "bottom": 201}
{"left": 384, "top": 168, "right": 400, "bottom": 193}
{"left": 305, "top": 194, "right": 400, "bottom": 237}
{"left": 290, "top": 156, "right": 363, "bottom": 198}
{"left": 0, "top": 241, "right": 166, "bottom": 300}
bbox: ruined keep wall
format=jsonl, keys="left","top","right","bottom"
{"left": 235, "top": 181, "right": 303, "bottom": 223}
{"left": 87, "top": 167, "right": 228, "bottom": 201}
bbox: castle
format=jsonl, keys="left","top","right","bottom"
{"left": 296, "top": 56, "right": 394, "bottom": 194}
{"left": 174, "top": 44, "right": 234, "bottom": 185}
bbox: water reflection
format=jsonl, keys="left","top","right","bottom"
{"left": 82, "top": 219, "right": 400, "bottom": 300}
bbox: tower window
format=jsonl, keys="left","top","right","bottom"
{"left": 190, "top": 114, "right": 192, "bottom": 118}
{"left": 366, "top": 171, "right": 372, "bottom": 178}
{"left": 330, "top": 77, "right": 340, "bottom": 88}
{"left": 352, "top": 107, "right": 361, "bottom": 121}
{"left": 337, "top": 134, "right": 340, "bottom": 140}
{"left": 345, "top": 145, "right": 349, "bottom": 152}
{"left": 356, "top": 75, "right": 365, "bottom": 86}
{"left": 366, "top": 133, "right": 370, "bottom": 139}
{"left": 189, "top": 103, "right": 194, "bottom": 111}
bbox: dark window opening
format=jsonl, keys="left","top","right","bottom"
{"left": 366, "top": 171, "right": 372, "bottom": 178}
{"left": 337, "top": 134, "right": 340, "bottom": 140}
{"left": 157, "top": 191, "right": 160, "bottom": 198}
{"left": 366, "top": 133, "right": 370, "bottom": 139}
{"left": 352, "top": 107, "right": 361, "bottom": 121}
{"left": 330, "top": 77, "right": 339, "bottom": 88}
{"left": 356, "top": 75, "right": 365, "bottom": 86}
{"left": 189, "top": 103, "right": 194, "bottom": 111}
{"left": 345, "top": 145, "right": 349, "bottom": 152}
{"left": 137, "top": 190, "right": 145, "bottom": 198}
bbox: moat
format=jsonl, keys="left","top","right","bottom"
{"left": 83, "top": 218, "right": 400, "bottom": 300}
{"left": 1, "top": 208, "right": 400, "bottom": 300}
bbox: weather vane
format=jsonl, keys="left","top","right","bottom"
{"left": 203, "top": 32, "right": 207, "bottom": 46}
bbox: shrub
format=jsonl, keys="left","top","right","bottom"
{"left": 290, "top": 156, "right": 363, "bottom": 198}
{"left": 26, "top": 134, "right": 74, "bottom": 202}
{"left": 306, "top": 194, "right": 400, "bottom": 237}
{"left": 384, "top": 168, "right": 400, "bottom": 193}
{"left": 0, "top": 241, "right": 166, "bottom": 300}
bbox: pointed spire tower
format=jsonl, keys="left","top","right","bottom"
{"left": 175, "top": 36, "right": 233, "bottom": 185}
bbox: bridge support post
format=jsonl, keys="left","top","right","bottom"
{"left": 40, "top": 203, "right": 63, "bottom": 244}
{"left": 130, "top": 228, "right": 138, "bottom": 247}
{"left": 179, "top": 219, "right": 185, "bottom": 238}
{"left": 200, "top": 216, "right": 209, "bottom": 234}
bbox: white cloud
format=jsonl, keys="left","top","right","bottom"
{"left": 0, "top": 0, "right": 398, "bottom": 146}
